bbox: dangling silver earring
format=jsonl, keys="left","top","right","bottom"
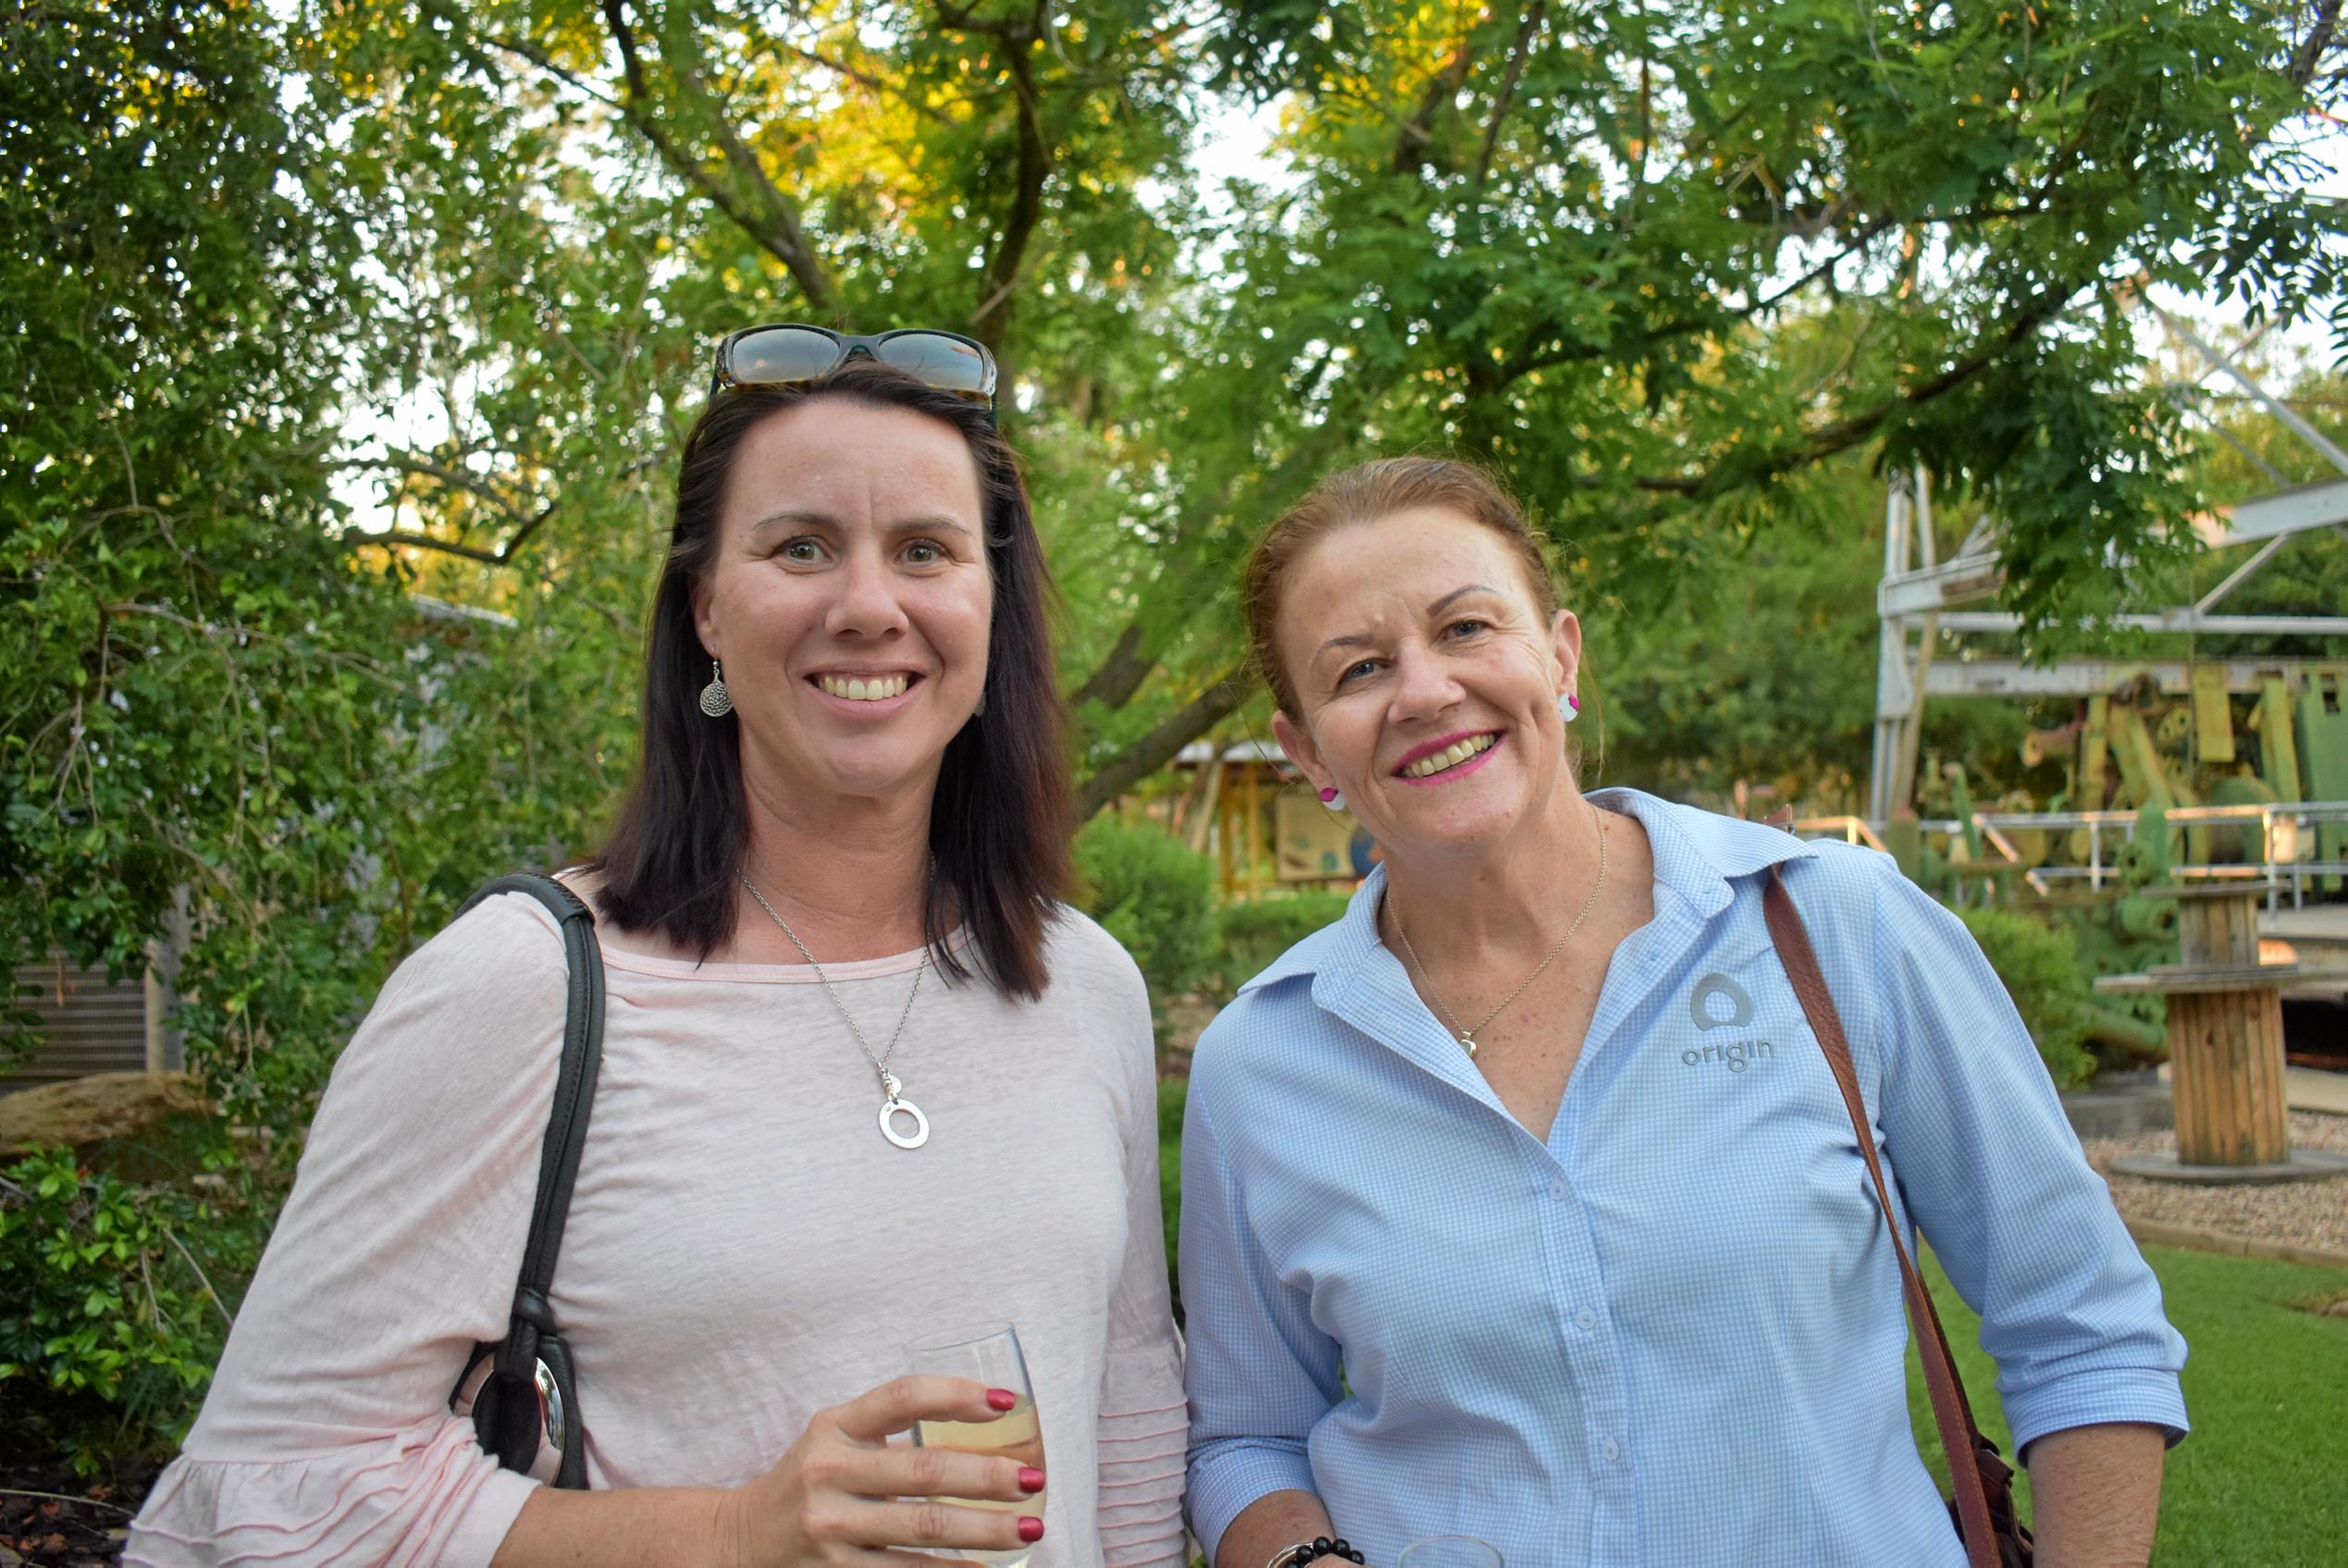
{"left": 698, "top": 659, "right": 733, "bottom": 718}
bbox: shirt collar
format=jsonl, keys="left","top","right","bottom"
{"left": 1234, "top": 788, "right": 1817, "bottom": 997}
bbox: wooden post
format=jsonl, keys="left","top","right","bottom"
{"left": 2175, "top": 890, "right": 2259, "bottom": 968}
{"left": 1230, "top": 779, "right": 1249, "bottom": 901}
{"left": 2167, "top": 989, "right": 2290, "bottom": 1167}
{"left": 1243, "top": 762, "right": 1262, "bottom": 898}
{"left": 2096, "top": 881, "right": 2348, "bottom": 1182}
{"left": 2160, "top": 885, "right": 2285, "bottom": 1167}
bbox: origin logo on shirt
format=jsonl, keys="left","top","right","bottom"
{"left": 1682, "top": 972, "right": 1775, "bottom": 1073}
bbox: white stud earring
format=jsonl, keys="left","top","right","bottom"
{"left": 698, "top": 659, "right": 733, "bottom": 718}
{"left": 1317, "top": 785, "right": 1346, "bottom": 812}
{"left": 1558, "top": 690, "right": 1581, "bottom": 724}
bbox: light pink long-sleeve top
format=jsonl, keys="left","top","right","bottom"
{"left": 128, "top": 889, "right": 1187, "bottom": 1566}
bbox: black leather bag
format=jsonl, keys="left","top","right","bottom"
{"left": 446, "top": 872, "right": 604, "bottom": 1490}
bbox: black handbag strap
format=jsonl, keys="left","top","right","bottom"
{"left": 454, "top": 870, "right": 603, "bottom": 1488}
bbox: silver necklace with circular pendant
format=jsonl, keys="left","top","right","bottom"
{"left": 740, "top": 873, "right": 932, "bottom": 1149}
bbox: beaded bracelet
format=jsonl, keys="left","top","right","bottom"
{"left": 1266, "top": 1537, "right": 1368, "bottom": 1568}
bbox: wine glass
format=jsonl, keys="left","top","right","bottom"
{"left": 906, "top": 1323, "right": 1045, "bottom": 1565}
{"left": 1398, "top": 1537, "right": 1505, "bottom": 1568}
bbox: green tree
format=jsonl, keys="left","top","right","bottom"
{"left": 1, "top": 3, "right": 428, "bottom": 1108}
{"left": 291, "top": 1, "right": 2348, "bottom": 821}
{"left": 10, "top": 0, "right": 2347, "bottom": 1102}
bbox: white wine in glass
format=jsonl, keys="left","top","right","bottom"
{"left": 908, "top": 1322, "right": 1045, "bottom": 1566}
{"left": 1398, "top": 1537, "right": 1505, "bottom": 1568}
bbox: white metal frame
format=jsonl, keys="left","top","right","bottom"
{"left": 1800, "top": 803, "right": 2348, "bottom": 911}
{"left": 1867, "top": 294, "right": 2348, "bottom": 822}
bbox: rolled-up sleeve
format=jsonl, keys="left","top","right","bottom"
{"left": 1866, "top": 861, "right": 2189, "bottom": 1455}
{"left": 1180, "top": 1073, "right": 1341, "bottom": 1560}
{"left": 127, "top": 895, "right": 567, "bottom": 1566}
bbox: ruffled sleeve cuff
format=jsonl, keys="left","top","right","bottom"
{"left": 1097, "top": 1398, "right": 1186, "bottom": 1565}
{"left": 1096, "top": 1325, "right": 1188, "bottom": 1567}
{"left": 125, "top": 1418, "right": 538, "bottom": 1568}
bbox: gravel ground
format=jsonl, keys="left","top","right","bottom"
{"left": 2082, "top": 1110, "right": 2348, "bottom": 1256}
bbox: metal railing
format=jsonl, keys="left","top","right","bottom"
{"left": 1790, "top": 802, "right": 2348, "bottom": 909}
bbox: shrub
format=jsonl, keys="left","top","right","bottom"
{"left": 1952, "top": 905, "right": 2097, "bottom": 1090}
{"left": 1073, "top": 818, "right": 1217, "bottom": 1005}
{"left": 1207, "top": 892, "right": 1353, "bottom": 1003}
{"left": 0, "top": 1142, "right": 270, "bottom": 1484}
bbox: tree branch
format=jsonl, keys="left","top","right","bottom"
{"left": 338, "top": 454, "right": 565, "bottom": 562}
{"left": 1603, "top": 283, "right": 2076, "bottom": 500}
{"left": 105, "top": 602, "right": 413, "bottom": 688}
{"left": 784, "top": 41, "right": 958, "bottom": 128}
{"left": 1496, "top": 120, "right": 2089, "bottom": 392}
{"left": 0, "top": 1490, "right": 132, "bottom": 1517}
{"left": 1075, "top": 662, "right": 1249, "bottom": 821}
{"left": 1068, "top": 622, "right": 1149, "bottom": 711}
{"left": 934, "top": 0, "right": 1033, "bottom": 43}
{"left": 2290, "top": 0, "right": 2342, "bottom": 88}
{"left": 1064, "top": 412, "right": 1361, "bottom": 716}
{"left": 341, "top": 528, "right": 510, "bottom": 565}
{"left": 598, "top": 0, "right": 841, "bottom": 317}
{"left": 350, "top": 452, "right": 530, "bottom": 522}
{"left": 481, "top": 24, "right": 811, "bottom": 303}
{"left": 1499, "top": 214, "right": 1898, "bottom": 386}
{"left": 498, "top": 500, "right": 562, "bottom": 560}
{"left": 1392, "top": 40, "right": 1478, "bottom": 178}
{"left": 159, "top": 1220, "right": 234, "bottom": 1333}
{"left": 970, "top": 43, "right": 1053, "bottom": 346}
{"left": 1473, "top": 1, "right": 1546, "bottom": 187}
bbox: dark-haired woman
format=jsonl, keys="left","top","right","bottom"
{"left": 129, "top": 336, "right": 1186, "bottom": 1567}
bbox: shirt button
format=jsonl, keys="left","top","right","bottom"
{"left": 1576, "top": 1307, "right": 1598, "bottom": 1331}
{"left": 1601, "top": 1438, "right": 1621, "bottom": 1463}
{"left": 1549, "top": 1179, "right": 1568, "bottom": 1201}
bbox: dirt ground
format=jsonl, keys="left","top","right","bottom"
{"left": 0, "top": 1488, "right": 132, "bottom": 1567}
{"left": 2084, "top": 1109, "right": 2348, "bottom": 1260}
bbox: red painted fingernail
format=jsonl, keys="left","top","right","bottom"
{"left": 1018, "top": 1516, "right": 1044, "bottom": 1544}
{"left": 986, "top": 1388, "right": 1018, "bottom": 1412}
{"left": 1018, "top": 1466, "right": 1045, "bottom": 1493}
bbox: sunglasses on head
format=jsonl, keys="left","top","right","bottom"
{"left": 710, "top": 324, "right": 999, "bottom": 417}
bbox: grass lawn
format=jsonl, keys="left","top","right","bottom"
{"left": 1909, "top": 1244, "right": 2348, "bottom": 1567}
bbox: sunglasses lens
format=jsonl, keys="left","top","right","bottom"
{"left": 727, "top": 327, "right": 843, "bottom": 386}
{"left": 877, "top": 332, "right": 993, "bottom": 395}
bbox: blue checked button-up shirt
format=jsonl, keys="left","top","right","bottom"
{"left": 1180, "top": 788, "right": 2187, "bottom": 1568}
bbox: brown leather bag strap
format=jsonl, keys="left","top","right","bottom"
{"left": 1762, "top": 867, "right": 2000, "bottom": 1568}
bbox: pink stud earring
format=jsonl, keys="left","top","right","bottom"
{"left": 1558, "top": 691, "right": 1580, "bottom": 724}
{"left": 1318, "top": 785, "right": 1346, "bottom": 812}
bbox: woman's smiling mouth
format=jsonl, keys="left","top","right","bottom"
{"left": 1393, "top": 730, "right": 1503, "bottom": 783}
{"left": 810, "top": 672, "right": 922, "bottom": 708}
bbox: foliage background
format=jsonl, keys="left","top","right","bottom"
{"left": 5, "top": 0, "right": 2346, "bottom": 1483}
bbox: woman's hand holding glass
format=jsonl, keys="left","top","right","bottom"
{"left": 714, "top": 1374, "right": 1044, "bottom": 1566}
{"left": 1396, "top": 1537, "right": 1503, "bottom": 1568}
{"left": 906, "top": 1324, "right": 1047, "bottom": 1566}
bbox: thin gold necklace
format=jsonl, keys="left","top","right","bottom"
{"left": 1390, "top": 805, "right": 1610, "bottom": 1059}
